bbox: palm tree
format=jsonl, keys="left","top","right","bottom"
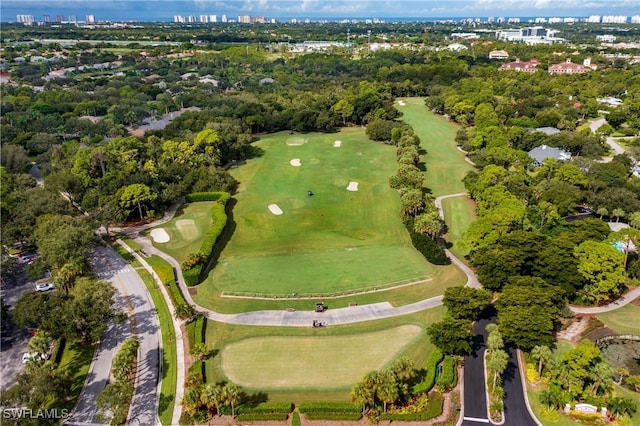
{"left": 531, "top": 345, "right": 552, "bottom": 378}
{"left": 539, "top": 389, "right": 563, "bottom": 410}
{"left": 487, "top": 328, "right": 504, "bottom": 353}
{"left": 608, "top": 397, "right": 637, "bottom": 417}
{"left": 414, "top": 211, "right": 443, "bottom": 239}
{"left": 400, "top": 189, "right": 424, "bottom": 217}
{"left": 597, "top": 207, "right": 609, "bottom": 220}
{"left": 351, "top": 382, "right": 373, "bottom": 415}
{"left": 221, "top": 383, "right": 242, "bottom": 417}
{"left": 589, "top": 361, "right": 614, "bottom": 396}
{"left": 182, "top": 386, "right": 202, "bottom": 415}
{"left": 615, "top": 367, "right": 630, "bottom": 385}
{"left": 487, "top": 349, "right": 509, "bottom": 392}
{"left": 612, "top": 208, "right": 625, "bottom": 223}
{"left": 55, "top": 262, "right": 83, "bottom": 294}
{"left": 377, "top": 370, "right": 398, "bottom": 413}
{"left": 200, "top": 383, "right": 222, "bottom": 416}
{"left": 629, "top": 211, "right": 640, "bottom": 229}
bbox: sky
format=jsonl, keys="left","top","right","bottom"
{"left": 2, "top": 0, "right": 639, "bottom": 22}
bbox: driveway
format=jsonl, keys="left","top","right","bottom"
{"left": 67, "top": 246, "right": 160, "bottom": 426}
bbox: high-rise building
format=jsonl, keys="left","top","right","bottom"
{"left": 587, "top": 15, "right": 601, "bottom": 23}
{"left": 221, "top": 14, "right": 227, "bottom": 23}
{"left": 238, "top": 14, "right": 251, "bottom": 24}
{"left": 69, "top": 15, "right": 77, "bottom": 23}
{"left": 42, "top": 15, "right": 50, "bottom": 23}
{"left": 174, "top": 15, "right": 185, "bottom": 23}
{"left": 209, "top": 14, "right": 217, "bottom": 23}
{"left": 16, "top": 15, "right": 35, "bottom": 24}
{"left": 55, "top": 15, "right": 64, "bottom": 23}
{"left": 85, "top": 15, "right": 95, "bottom": 24}
{"left": 199, "top": 15, "right": 209, "bottom": 23}
{"left": 632, "top": 15, "right": 640, "bottom": 24}
{"left": 188, "top": 15, "right": 197, "bottom": 23}
{"left": 602, "top": 15, "right": 628, "bottom": 23}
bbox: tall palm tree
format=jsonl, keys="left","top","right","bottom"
{"left": 531, "top": 345, "right": 552, "bottom": 378}
{"left": 414, "top": 210, "right": 443, "bottom": 238}
{"left": 377, "top": 371, "right": 398, "bottom": 413}
{"left": 351, "top": 382, "right": 373, "bottom": 415}
{"left": 612, "top": 208, "right": 625, "bottom": 223}
{"left": 629, "top": 211, "right": 640, "bottom": 229}
{"left": 222, "top": 383, "right": 242, "bottom": 417}
{"left": 487, "top": 328, "right": 504, "bottom": 353}
{"left": 400, "top": 189, "right": 424, "bottom": 217}
{"left": 182, "top": 386, "right": 202, "bottom": 415}
{"left": 200, "top": 383, "right": 222, "bottom": 416}
{"left": 597, "top": 207, "right": 609, "bottom": 220}
{"left": 589, "top": 362, "right": 614, "bottom": 396}
{"left": 487, "top": 349, "right": 509, "bottom": 392}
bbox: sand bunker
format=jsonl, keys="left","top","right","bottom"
{"left": 333, "top": 140, "right": 342, "bottom": 147}
{"left": 398, "top": 100, "right": 406, "bottom": 106}
{"left": 268, "top": 204, "right": 283, "bottom": 215}
{"left": 290, "top": 159, "right": 302, "bottom": 167}
{"left": 176, "top": 219, "right": 198, "bottom": 240}
{"left": 286, "top": 137, "right": 307, "bottom": 146}
{"left": 150, "top": 228, "right": 170, "bottom": 243}
{"left": 347, "top": 182, "right": 359, "bottom": 192}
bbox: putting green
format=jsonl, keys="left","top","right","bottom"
{"left": 597, "top": 303, "right": 640, "bottom": 335}
{"left": 220, "top": 325, "right": 422, "bottom": 389}
{"left": 202, "top": 128, "right": 435, "bottom": 296}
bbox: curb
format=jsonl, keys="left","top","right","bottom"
{"left": 517, "top": 350, "right": 544, "bottom": 426}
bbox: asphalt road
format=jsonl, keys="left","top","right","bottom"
{"left": 461, "top": 308, "right": 539, "bottom": 426}
{"left": 67, "top": 246, "right": 160, "bottom": 426}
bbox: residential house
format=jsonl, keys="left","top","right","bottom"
{"left": 528, "top": 144, "right": 571, "bottom": 166}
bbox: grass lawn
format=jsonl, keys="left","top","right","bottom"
{"left": 138, "top": 269, "right": 177, "bottom": 425}
{"left": 596, "top": 303, "right": 640, "bottom": 336}
{"left": 205, "top": 306, "right": 444, "bottom": 401}
{"left": 149, "top": 202, "right": 215, "bottom": 265}
{"left": 196, "top": 128, "right": 436, "bottom": 297}
{"left": 397, "top": 98, "right": 474, "bottom": 197}
{"left": 441, "top": 195, "right": 476, "bottom": 261}
{"left": 193, "top": 260, "right": 464, "bottom": 313}
{"left": 57, "top": 340, "right": 96, "bottom": 412}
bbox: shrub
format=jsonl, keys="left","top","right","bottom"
{"left": 236, "top": 413, "right": 288, "bottom": 421}
{"left": 407, "top": 228, "right": 450, "bottom": 265}
{"left": 303, "top": 412, "right": 362, "bottom": 421}
{"left": 298, "top": 402, "right": 361, "bottom": 413}
{"left": 237, "top": 402, "right": 292, "bottom": 414}
{"left": 414, "top": 348, "right": 444, "bottom": 393}
{"left": 436, "top": 356, "right": 457, "bottom": 390}
{"left": 380, "top": 392, "right": 444, "bottom": 421}
{"left": 185, "top": 192, "right": 230, "bottom": 203}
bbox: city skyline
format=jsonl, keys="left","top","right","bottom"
{"left": 2, "top": 0, "right": 640, "bottom": 22}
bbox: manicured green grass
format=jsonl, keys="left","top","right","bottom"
{"left": 57, "top": 340, "right": 96, "bottom": 412}
{"left": 397, "top": 98, "right": 474, "bottom": 197}
{"left": 149, "top": 202, "right": 215, "bottom": 265}
{"left": 197, "top": 128, "right": 435, "bottom": 297}
{"left": 205, "top": 306, "right": 444, "bottom": 401}
{"left": 596, "top": 303, "right": 640, "bottom": 336}
{"left": 138, "top": 268, "right": 177, "bottom": 425}
{"left": 193, "top": 262, "right": 464, "bottom": 313}
{"left": 441, "top": 195, "right": 476, "bottom": 261}
{"left": 221, "top": 325, "right": 421, "bottom": 389}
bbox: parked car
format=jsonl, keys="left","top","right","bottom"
{"left": 35, "top": 282, "right": 54, "bottom": 292}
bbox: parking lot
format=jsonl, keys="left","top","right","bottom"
{"left": 0, "top": 264, "right": 42, "bottom": 390}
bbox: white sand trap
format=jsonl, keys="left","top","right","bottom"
{"left": 347, "top": 182, "right": 359, "bottom": 192}
{"left": 150, "top": 228, "right": 170, "bottom": 243}
{"left": 398, "top": 100, "right": 406, "bottom": 106}
{"left": 290, "top": 158, "right": 302, "bottom": 167}
{"left": 333, "top": 140, "right": 342, "bottom": 147}
{"left": 176, "top": 219, "right": 198, "bottom": 240}
{"left": 268, "top": 204, "right": 283, "bottom": 215}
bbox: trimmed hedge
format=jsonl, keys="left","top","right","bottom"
{"left": 182, "top": 192, "right": 230, "bottom": 286}
{"left": 436, "top": 356, "right": 457, "bottom": 390}
{"left": 237, "top": 402, "right": 293, "bottom": 414}
{"left": 379, "top": 393, "right": 444, "bottom": 421}
{"left": 414, "top": 348, "right": 444, "bottom": 393}
{"left": 303, "top": 412, "right": 362, "bottom": 421}
{"left": 236, "top": 413, "right": 288, "bottom": 421}
{"left": 298, "top": 402, "right": 361, "bottom": 413}
{"left": 185, "top": 192, "right": 230, "bottom": 203}
{"left": 407, "top": 227, "right": 450, "bottom": 265}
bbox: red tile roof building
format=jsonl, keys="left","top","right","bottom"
{"left": 499, "top": 58, "right": 540, "bottom": 72}
{"left": 548, "top": 58, "right": 591, "bottom": 74}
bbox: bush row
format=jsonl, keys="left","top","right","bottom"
{"left": 237, "top": 402, "right": 293, "bottom": 414}
{"left": 414, "top": 348, "right": 444, "bottom": 393}
{"left": 436, "top": 356, "right": 457, "bottom": 390}
{"left": 298, "top": 402, "right": 361, "bottom": 413}
{"left": 303, "top": 412, "right": 362, "bottom": 421}
{"left": 406, "top": 226, "right": 450, "bottom": 265}
{"left": 379, "top": 393, "right": 444, "bottom": 421}
{"left": 185, "top": 192, "right": 231, "bottom": 203}
{"left": 182, "top": 192, "right": 230, "bottom": 286}
{"left": 236, "top": 413, "right": 288, "bottom": 421}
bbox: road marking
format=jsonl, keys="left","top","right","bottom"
{"left": 463, "top": 417, "right": 490, "bottom": 423}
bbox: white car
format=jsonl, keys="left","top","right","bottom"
{"left": 35, "top": 282, "right": 54, "bottom": 292}
{"left": 22, "top": 352, "right": 48, "bottom": 364}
